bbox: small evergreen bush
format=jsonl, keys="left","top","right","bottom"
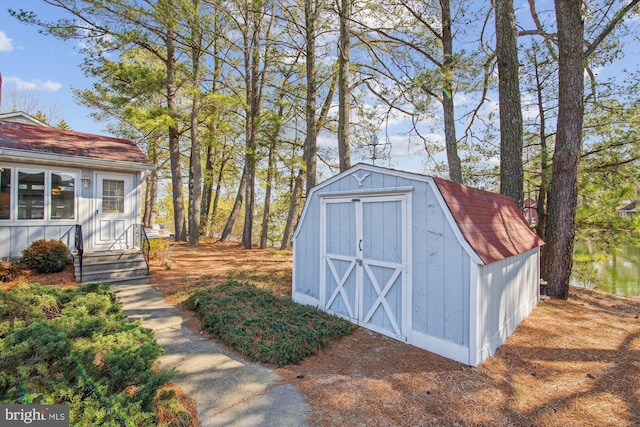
{"left": 187, "top": 280, "right": 355, "bottom": 366}
{"left": 0, "top": 283, "right": 175, "bottom": 426}
{"left": 21, "top": 239, "right": 70, "bottom": 273}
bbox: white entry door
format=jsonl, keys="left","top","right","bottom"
{"left": 94, "top": 173, "right": 132, "bottom": 250}
{"left": 321, "top": 194, "right": 409, "bottom": 340}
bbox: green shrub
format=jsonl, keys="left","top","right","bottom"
{"left": 0, "top": 283, "right": 174, "bottom": 426}
{"left": 21, "top": 239, "right": 70, "bottom": 273}
{"left": 149, "top": 239, "right": 170, "bottom": 261}
{"left": 187, "top": 280, "right": 355, "bottom": 366}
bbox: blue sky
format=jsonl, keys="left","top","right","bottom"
{"left": 0, "top": 0, "right": 102, "bottom": 134}
{"left": 1, "top": 1, "right": 638, "bottom": 178}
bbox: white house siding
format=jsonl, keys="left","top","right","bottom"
{"left": 0, "top": 224, "right": 77, "bottom": 261}
{"left": 474, "top": 247, "right": 540, "bottom": 363}
{"left": 0, "top": 165, "right": 144, "bottom": 260}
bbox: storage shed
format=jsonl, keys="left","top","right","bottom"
{"left": 292, "top": 164, "right": 544, "bottom": 366}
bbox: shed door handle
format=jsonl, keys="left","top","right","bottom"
{"left": 359, "top": 239, "right": 363, "bottom": 251}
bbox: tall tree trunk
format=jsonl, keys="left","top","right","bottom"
{"left": 189, "top": 38, "right": 202, "bottom": 245}
{"left": 260, "top": 142, "right": 277, "bottom": 248}
{"left": 165, "top": 18, "right": 186, "bottom": 242}
{"left": 221, "top": 167, "right": 246, "bottom": 243}
{"left": 201, "top": 142, "right": 216, "bottom": 234}
{"left": 188, "top": 12, "right": 203, "bottom": 244}
{"left": 188, "top": 95, "right": 202, "bottom": 244}
{"left": 280, "top": 168, "right": 305, "bottom": 250}
{"left": 542, "top": 0, "right": 584, "bottom": 299}
{"left": 143, "top": 169, "right": 158, "bottom": 228}
{"left": 241, "top": 3, "right": 272, "bottom": 249}
{"left": 242, "top": 31, "right": 258, "bottom": 249}
{"left": 304, "top": 0, "right": 317, "bottom": 194}
{"left": 242, "top": 156, "right": 256, "bottom": 248}
{"left": 207, "top": 152, "right": 228, "bottom": 238}
{"left": 495, "top": 0, "right": 524, "bottom": 205}
{"left": 281, "top": 58, "right": 338, "bottom": 249}
{"left": 200, "top": 9, "right": 222, "bottom": 235}
{"left": 533, "top": 53, "right": 549, "bottom": 240}
{"left": 441, "top": 0, "right": 462, "bottom": 183}
{"left": 337, "top": 0, "right": 351, "bottom": 172}
{"left": 143, "top": 141, "right": 159, "bottom": 228}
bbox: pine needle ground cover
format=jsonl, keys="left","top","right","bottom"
{"left": 0, "top": 283, "right": 186, "bottom": 427}
{"left": 186, "top": 280, "right": 355, "bottom": 366}
{"left": 153, "top": 241, "right": 640, "bottom": 426}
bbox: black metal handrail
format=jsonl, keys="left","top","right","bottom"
{"left": 136, "top": 224, "right": 150, "bottom": 275}
{"left": 74, "top": 224, "right": 84, "bottom": 282}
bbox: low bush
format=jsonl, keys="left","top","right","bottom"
{"left": 149, "top": 238, "right": 170, "bottom": 258}
{"left": 0, "top": 283, "right": 175, "bottom": 426}
{"left": 186, "top": 280, "right": 355, "bottom": 366}
{"left": 21, "top": 239, "right": 70, "bottom": 273}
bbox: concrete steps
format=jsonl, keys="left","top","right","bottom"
{"left": 74, "top": 250, "right": 150, "bottom": 284}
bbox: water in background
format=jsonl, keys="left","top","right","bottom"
{"left": 571, "top": 241, "right": 640, "bottom": 297}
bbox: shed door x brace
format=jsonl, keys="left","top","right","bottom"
{"left": 321, "top": 194, "right": 409, "bottom": 340}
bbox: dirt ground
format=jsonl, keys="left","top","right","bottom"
{"left": 150, "top": 240, "right": 640, "bottom": 427}
{"left": 6, "top": 240, "right": 640, "bottom": 426}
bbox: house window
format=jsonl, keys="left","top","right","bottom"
{"left": 1, "top": 168, "right": 77, "bottom": 221}
{"left": 18, "top": 170, "right": 45, "bottom": 219}
{"left": 0, "top": 168, "right": 10, "bottom": 220}
{"left": 51, "top": 172, "right": 75, "bottom": 220}
{"left": 102, "top": 179, "right": 124, "bottom": 213}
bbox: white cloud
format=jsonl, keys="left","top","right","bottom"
{"left": 0, "top": 31, "right": 13, "bottom": 52}
{"left": 41, "top": 80, "right": 63, "bottom": 91}
{"left": 3, "top": 76, "right": 62, "bottom": 92}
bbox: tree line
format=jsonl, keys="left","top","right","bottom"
{"left": 10, "top": 0, "right": 640, "bottom": 299}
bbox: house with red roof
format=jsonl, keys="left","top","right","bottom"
{"left": 292, "top": 163, "right": 544, "bottom": 366}
{"left": 0, "top": 114, "right": 154, "bottom": 283}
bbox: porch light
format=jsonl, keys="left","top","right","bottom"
{"left": 81, "top": 176, "right": 91, "bottom": 188}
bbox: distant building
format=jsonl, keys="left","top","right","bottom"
{"left": 0, "top": 111, "right": 51, "bottom": 127}
{"left": 616, "top": 200, "right": 638, "bottom": 217}
{"left": 523, "top": 197, "right": 537, "bottom": 225}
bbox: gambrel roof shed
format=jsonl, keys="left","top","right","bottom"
{"left": 292, "top": 164, "right": 544, "bottom": 366}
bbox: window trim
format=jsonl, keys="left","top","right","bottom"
{"left": 0, "top": 165, "right": 80, "bottom": 223}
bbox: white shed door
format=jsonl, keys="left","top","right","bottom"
{"left": 322, "top": 195, "right": 408, "bottom": 340}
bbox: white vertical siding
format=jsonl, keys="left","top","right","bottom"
{"left": 411, "top": 182, "right": 470, "bottom": 346}
{"left": 1, "top": 224, "right": 77, "bottom": 260}
{"left": 292, "top": 191, "right": 322, "bottom": 302}
{"left": 292, "top": 164, "right": 540, "bottom": 367}
{"left": 474, "top": 247, "right": 540, "bottom": 363}
{"left": 0, "top": 167, "right": 143, "bottom": 259}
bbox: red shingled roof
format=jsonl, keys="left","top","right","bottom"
{"left": 0, "top": 122, "right": 151, "bottom": 165}
{"left": 433, "top": 177, "right": 544, "bottom": 264}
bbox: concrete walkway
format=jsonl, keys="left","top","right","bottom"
{"left": 109, "top": 283, "right": 310, "bottom": 427}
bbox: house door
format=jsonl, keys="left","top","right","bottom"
{"left": 321, "top": 195, "right": 409, "bottom": 340}
{"left": 94, "top": 173, "right": 132, "bottom": 250}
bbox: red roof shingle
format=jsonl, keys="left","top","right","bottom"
{"left": 0, "top": 122, "right": 151, "bottom": 165}
{"left": 433, "top": 177, "right": 544, "bottom": 264}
